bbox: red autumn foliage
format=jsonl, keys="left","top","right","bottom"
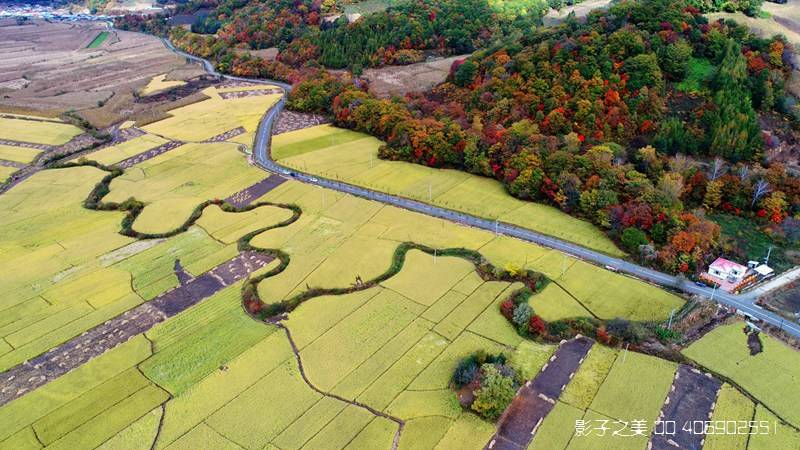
{"left": 529, "top": 316, "right": 547, "bottom": 336}
{"left": 500, "top": 299, "right": 514, "bottom": 320}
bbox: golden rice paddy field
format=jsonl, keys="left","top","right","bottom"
{"left": 0, "top": 144, "right": 42, "bottom": 164}
{"left": 139, "top": 74, "right": 187, "bottom": 96}
{"left": 142, "top": 86, "right": 282, "bottom": 142}
{"left": 272, "top": 125, "right": 624, "bottom": 257}
{"left": 0, "top": 87, "right": 792, "bottom": 450}
{"left": 0, "top": 117, "right": 82, "bottom": 146}
{"left": 0, "top": 166, "right": 16, "bottom": 182}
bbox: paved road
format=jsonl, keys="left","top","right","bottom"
{"left": 161, "top": 39, "right": 800, "bottom": 339}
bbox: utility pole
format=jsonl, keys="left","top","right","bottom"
{"left": 667, "top": 308, "right": 676, "bottom": 330}
{"left": 622, "top": 343, "right": 629, "bottom": 363}
{"left": 765, "top": 246, "right": 773, "bottom": 266}
{"left": 710, "top": 283, "right": 717, "bottom": 302}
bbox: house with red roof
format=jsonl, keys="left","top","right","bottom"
{"left": 703, "top": 257, "right": 758, "bottom": 293}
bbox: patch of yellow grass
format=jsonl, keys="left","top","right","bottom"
{"left": 142, "top": 87, "right": 281, "bottom": 142}
{"left": 216, "top": 84, "right": 281, "bottom": 93}
{"left": 0, "top": 165, "right": 17, "bottom": 182}
{"left": 0, "top": 117, "right": 82, "bottom": 145}
{"left": 140, "top": 74, "right": 187, "bottom": 96}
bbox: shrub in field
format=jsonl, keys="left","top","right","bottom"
{"left": 512, "top": 303, "right": 533, "bottom": 332}
{"left": 471, "top": 364, "right": 518, "bottom": 421}
{"left": 596, "top": 326, "right": 611, "bottom": 344}
{"left": 452, "top": 352, "right": 521, "bottom": 421}
{"left": 529, "top": 316, "right": 546, "bottom": 336}
{"left": 500, "top": 299, "right": 514, "bottom": 320}
{"left": 452, "top": 357, "right": 480, "bottom": 389}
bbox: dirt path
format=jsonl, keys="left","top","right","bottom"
{"left": 0, "top": 251, "right": 273, "bottom": 407}
{"left": 649, "top": 365, "right": 721, "bottom": 450}
{"left": 486, "top": 336, "right": 594, "bottom": 450}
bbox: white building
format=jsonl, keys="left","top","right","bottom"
{"left": 707, "top": 257, "right": 747, "bottom": 283}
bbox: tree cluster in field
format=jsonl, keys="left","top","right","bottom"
{"left": 496, "top": 285, "right": 684, "bottom": 351}
{"left": 452, "top": 352, "right": 520, "bottom": 421}
{"left": 288, "top": 0, "right": 799, "bottom": 275}
{"left": 686, "top": 0, "right": 763, "bottom": 16}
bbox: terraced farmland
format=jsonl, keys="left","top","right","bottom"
{"left": 0, "top": 64, "right": 795, "bottom": 450}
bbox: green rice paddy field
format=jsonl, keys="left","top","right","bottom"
{"left": 87, "top": 31, "right": 110, "bottom": 49}
{"left": 0, "top": 95, "right": 794, "bottom": 449}
{"left": 272, "top": 125, "right": 624, "bottom": 257}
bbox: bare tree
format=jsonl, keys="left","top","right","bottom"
{"left": 709, "top": 157, "right": 726, "bottom": 181}
{"left": 738, "top": 165, "right": 750, "bottom": 182}
{"left": 670, "top": 154, "right": 695, "bottom": 174}
{"left": 751, "top": 179, "right": 771, "bottom": 207}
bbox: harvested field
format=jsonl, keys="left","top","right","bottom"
{"left": 487, "top": 337, "right": 594, "bottom": 450}
{"left": 0, "top": 20, "right": 205, "bottom": 127}
{"left": 363, "top": 55, "right": 469, "bottom": 98}
{"left": 707, "top": 3, "right": 800, "bottom": 47}
{"left": 274, "top": 110, "right": 330, "bottom": 135}
{"left": 649, "top": 365, "right": 722, "bottom": 450}
{"left": 233, "top": 47, "right": 279, "bottom": 60}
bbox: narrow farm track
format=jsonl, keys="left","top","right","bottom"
{"left": 486, "top": 337, "right": 594, "bottom": 450}
{"left": 158, "top": 36, "right": 800, "bottom": 338}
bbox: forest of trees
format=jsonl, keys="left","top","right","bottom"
{"left": 287, "top": 0, "right": 799, "bottom": 274}
{"left": 119, "top": 0, "right": 551, "bottom": 74}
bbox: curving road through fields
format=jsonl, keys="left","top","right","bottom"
{"left": 162, "top": 39, "right": 800, "bottom": 338}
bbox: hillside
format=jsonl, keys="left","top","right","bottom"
{"left": 288, "top": 0, "right": 799, "bottom": 275}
